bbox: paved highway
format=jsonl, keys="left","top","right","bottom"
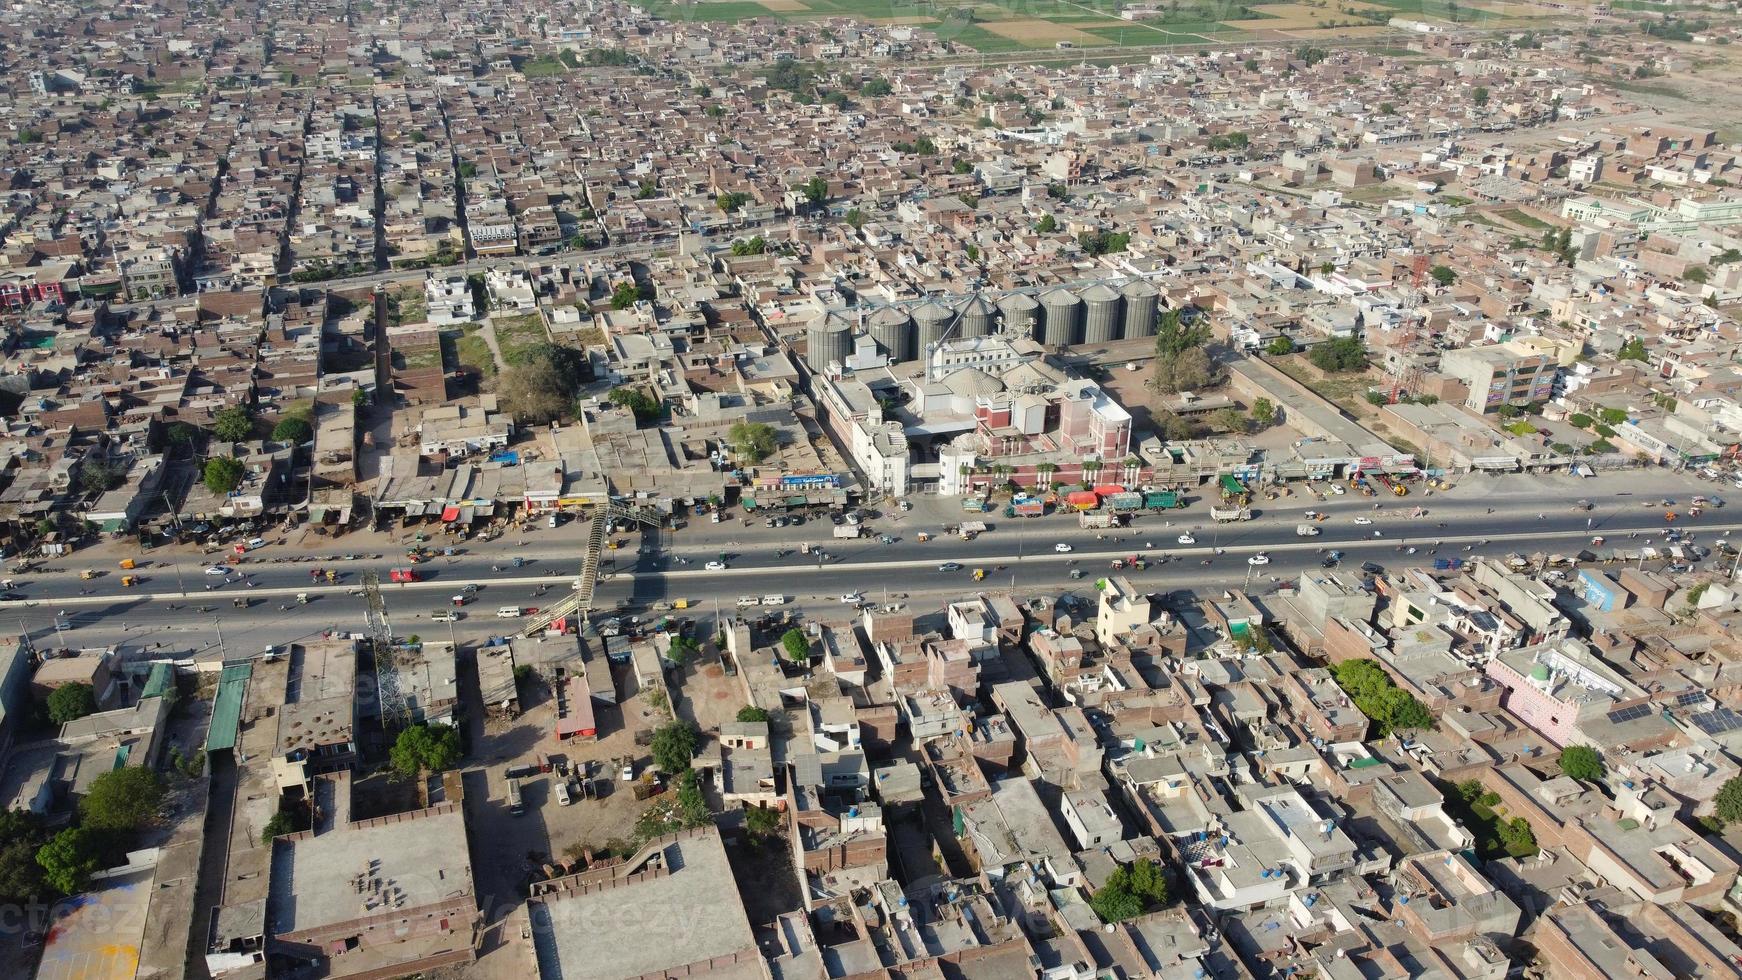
{"left": 6, "top": 472, "right": 1732, "bottom": 657}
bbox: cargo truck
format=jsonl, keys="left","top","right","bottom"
{"left": 1144, "top": 490, "right": 1183, "bottom": 511}
{"left": 833, "top": 524, "right": 863, "bottom": 539}
{"left": 1295, "top": 524, "right": 1320, "bottom": 537}
{"left": 1080, "top": 512, "right": 1122, "bottom": 530}
{"left": 1013, "top": 500, "right": 1045, "bottom": 518}
{"left": 1109, "top": 492, "right": 1145, "bottom": 514}
{"left": 958, "top": 521, "right": 988, "bottom": 540}
{"left": 1210, "top": 506, "right": 1251, "bottom": 523}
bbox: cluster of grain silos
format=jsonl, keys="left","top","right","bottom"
{"left": 957, "top": 294, "right": 996, "bottom": 340}
{"left": 1121, "top": 280, "right": 1159, "bottom": 340}
{"left": 1039, "top": 287, "right": 1080, "bottom": 347}
{"left": 868, "top": 306, "right": 915, "bottom": 363}
{"left": 807, "top": 310, "right": 854, "bottom": 370}
{"left": 1081, "top": 283, "right": 1122, "bottom": 345}
{"left": 913, "top": 300, "right": 953, "bottom": 359}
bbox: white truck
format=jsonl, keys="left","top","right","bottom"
{"left": 1079, "top": 512, "right": 1120, "bottom": 530}
{"left": 1210, "top": 506, "right": 1251, "bottom": 523}
{"left": 958, "top": 521, "right": 988, "bottom": 540}
{"left": 833, "top": 524, "right": 862, "bottom": 540}
{"left": 1295, "top": 524, "right": 1321, "bottom": 537}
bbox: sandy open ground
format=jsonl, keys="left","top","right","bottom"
{"left": 982, "top": 18, "right": 1115, "bottom": 44}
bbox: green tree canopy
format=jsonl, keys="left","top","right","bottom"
{"left": 651, "top": 721, "right": 699, "bottom": 775}
{"left": 389, "top": 723, "right": 463, "bottom": 778}
{"left": 1716, "top": 776, "right": 1742, "bottom": 825}
{"left": 1035, "top": 213, "right": 1057, "bottom": 233}
{"left": 36, "top": 827, "right": 102, "bottom": 896}
{"left": 202, "top": 456, "right": 245, "bottom": 496}
{"left": 1330, "top": 659, "right": 1435, "bottom": 737}
{"left": 0, "top": 810, "right": 50, "bottom": 903}
{"left": 1090, "top": 858, "right": 1169, "bottom": 923}
{"left": 271, "top": 414, "right": 312, "bottom": 443}
{"left": 728, "top": 421, "right": 778, "bottom": 463}
{"left": 1309, "top": 336, "right": 1368, "bottom": 372}
{"left": 47, "top": 683, "right": 96, "bottom": 725}
{"left": 860, "top": 77, "right": 892, "bottom": 96}
{"left": 1251, "top": 397, "right": 1277, "bottom": 427}
{"left": 1265, "top": 335, "right": 1295, "bottom": 356}
{"left": 1616, "top": 337, "right": 1648, "bottom": 361}
{"left": 801, "top": 177, "right": 829, "bottom": 205}
{"left": 780, "top": 628, "right": 810, "bottom": 662}
{"left": 497, "top": 360, "right": 575, "bottom": 424}
{"left": 212, "top": 405, "right": 254, "bottom": 442}
{"left": 608, "top": 386, "right": 661, "bottom": 423}
{"left": 1558, "top": 745, "right": 1604, "bottom": 782}
{"left": 736, "top": 706, "right": 771, "bottom": 723}
{"left": 675, "top": 769, "right": 711, "bottom": 827}
{"left": 80, "top": 767, "right": 165, "bottom": 834}
{"left": 1429, "top": 265, "right": 1457, "bottom": 287}
{"left": 746, "top": 804, "right": 781, "bottom": 837}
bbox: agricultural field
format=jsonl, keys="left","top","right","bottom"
{"left": 631, "top": 0, "right": 1578, "bottom": 50}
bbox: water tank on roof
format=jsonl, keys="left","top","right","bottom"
{"left": 957, "top": 293, "right": 996, "bottom": 340}
{"left": 867, "top": 306, "right": 914, "bottom": 363}
{"left": 1039, "top": 286, "right": 1080, "bottom": 347}
{"left": 913, "top": 300, "right": 953, "bottom": 359}
{"left": 1081, "top": 282, "right": 1122, "bottom": 344}
{"left": 1120, "top": 279, "right": 1160, "bottom": 340}
{"left": 806, "top": 310, "right": 854, "bottom": 371}
{"left": 997, "top": 292, "right": 1041, "bottom": 340}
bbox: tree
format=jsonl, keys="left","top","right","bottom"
{"left": 801, "top": 177, "right": 829, "bottom": 205}
{"left": 736, "top": 705, "right": 771, "bottom": 723}
{"left": 203, "top": 456, "right": 245, "bottom": 495}
{"left": 1472, "top": 86, "right": 1489, "bottom": 107}
{"left": 1265, "top": 335, "right": 1294, "bottom": 356}
{"left": 611, "top": 281, "right": 642, "bottom": 309}
{"left": 389, "top": 723, "right": 463, "bottom": 778}
{"left": 1686, "top": 266, "right": 1709, "bottom": 284}
{"left": 675, "top": 769, "right": 711, "bottom": 827}
{"left": 716, "top": 191, "right": 750, "bottom": 212}
{"left": 1152, "top": 346, "right": 1215, "bottom": 394}
{"left": 212, "top": 405, "right": 254, "bottom": 441}
{"left": 47, "top": 683, "right": 96, "bottom": 725}
{"left": 780, "top": 627, "right": 810, "bottom": 663}
{"left": 1597, "top": 406, "right": 1629, "bottom": 426}
{"left": 272, "top": 414, "right": 312, "bottom": 443}
{"left": 1429, "top": 265, "right": 1457, "bottom": 287}
{"left": 1309, "top": 336, "right": 1368, "bottom": 372}
{"left": 1715, "top": 776, "right": 1742, "bottom": 825}
{"left": 261, "top": 809, "right": 296, "bottom": 844}
{"left": 164, "top": 421, "right": 200, "bottom": 446}
{"left": 608, "top": 386, "right": 661, "bottom": 423}
{"left": 860, "top": 77, "right": 892, "bottom": 96}
{"left": 79, "top": 460, "right": 123, "bottom": 494}
{"left": 728, "top": 421, "right": 778, "bottom": 463}
{"left": 1209, "top": 407, "right": 1249, "bottom": 435}
{"left": 0, "top": 810, "right": 50, "bottom": 903}
{"left": 1558, "top": 745, "right": 1604, "bottom": 782}
{"left": 36, "top": 828, "right": 102, "bottom": 896}
{"left": 351, "top": 388, "right": 370, "bottom": 408}
{"left": 1090, "top": 858, "right": 1169, "bottom": 923}
{"left": 1035, "top": 213, "right": 1057, "bottom": 233}
{"left": 498, "top": 360, "right": 574, "bottom": 424}
{"left": 745, "top": 805, "right": 781, "bottom": 837}
{"left": 80, "top": 767, "right": 165, "bottom": 834}
{"left": 510, "top": 343, "right": 590, "bottom": 394}
{"left": 730, "top": 236, "right": 768, "bottom": 256}
{"left": 1251, "top": 397, "right": 1277, "bottom": 427}
{"left": 844, "top": 208, "right": 866, "bottom": 229}
{"left": 651, "top": 721, "right": 699, "bottom": 775}
{"left": 1568, "top": 413, "right": 1593, "bottom": 429}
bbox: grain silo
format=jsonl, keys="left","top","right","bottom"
{"left": 1081, "top": 283, "right": 1122, "bottom": 345}
{"left": 868, "top": 306, "right": 914, "bottom": 363}
{"left": 1039, "top": 286, "right": 1080, "bottom": 347}
{"left": 806, "top": 310, "right": 854, "bottom": 371}
{"left": 957, "top": 294, "right": 996, "bottom": 340}
{"left": 913, "top": 300, "right": 954, "bottom": 359}
{"left": 1120, "top": 279, "right": 1159, "bottom": 340}
{"left": 997, "top": 292, "right": 1041, "bottom": 340}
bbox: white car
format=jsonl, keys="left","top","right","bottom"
{"left": 1177, "top": 533, "right": 1197, "bottom": 545}
{"left": 1054, "top": 543, "right": 1073, "bottom": 553}
{"left": 203, "top": 566, "right": 230, "bottom": 576}
{"left": 1354, "top": 516, "right": 1373, "bottom": 526}
{"left": 705, "top": 560, "right": 727, "bottom": 571}
{"left": 839, "top": 593, "right": 863, "bottom": 604}
{"left": 1248, "top": 553, "right": 1271, "bottom": 566}
{"left": 1330, "top": 485, "right": 1346, "bottom": 495}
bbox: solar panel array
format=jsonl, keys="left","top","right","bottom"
{"left": 1607, "top": 703, "right": 1651, "bottom": 725}
{"left": 1692, "top": 707, "right": 1742, "bottom": 736}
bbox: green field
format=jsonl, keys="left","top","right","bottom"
{"left": 629, "top": 0, "right": 1569, "bottom": 51}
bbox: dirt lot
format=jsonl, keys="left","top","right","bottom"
{"left": 981, "top": 19, "right": 1105, "bottom": 45}
{"left": 672, "top": 651, "right": 748, "bottom": 734}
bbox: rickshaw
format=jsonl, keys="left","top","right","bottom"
{"left": 121, "top": 575, "right": 139, "bottom": 587}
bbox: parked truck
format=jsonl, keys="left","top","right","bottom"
{"left": 1109, "top": 492, "right": 1145, "bottom": 514}
{"left": 1295, "top": 524, "right": 1321, "bottom": 537}
{"left": 958, "top": 520, "right": 988, "bottom": 540}
{"left": 1432, "top": 557, "right": 1466, "bottom": 571}
{"left": 1080, "top": 512, "right": 1122, "bottom": 530}
{"left": 1210, "top": 506, "right": 1251, "bottom": 523}
{"left": 388, "top": 567, "right": 420, "bottom": 583}
{"left": 1013, "top": 499, "right": 1045, "bottom": 518}
{"left": 1144, "top": 490, "right": 1183, "bottom": 511}
{"left": 833, "top": 524, "right": 862, "bottom": 540}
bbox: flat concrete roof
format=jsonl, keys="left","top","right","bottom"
{"left": 35, "top": 866, "right": 154, "bottom": 980}
{"left": 533, "top": 830, "right": 757, "bottom": 980}
{"left": 267, "top": 805, "right": 473, "bottom": 937}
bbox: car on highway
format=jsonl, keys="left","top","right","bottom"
{"left": 1054, "top": 543, "right": 1073, "bottom": 553}
{"left": 839, "top": 592, "right": 863, "bottom": 604}
{"left": 705, "top": 560, "right": 727, "bottom": 570}
{"left": 938, "top": 562, "right": 962, "bottom": 572}
{"left": 429, "top": 610, "right": 461, "bottom": 622}
{"left": 1248, "top": 553, "right": 1270, "bottom": 566}
{"left": 1177, "top": 533, "right": 1196, "bottom": 545}
{"left": 203, "top": 566, "right": 229, "bottom": 576}
{"left": 1330, "top": 485, "right": 1345, "bottom": 495}
{"left": 452, "top": 594, "right": 471, "bottom": 606}
{"left": 1353, "top": 516, "right": 1373, "bottom": 525}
